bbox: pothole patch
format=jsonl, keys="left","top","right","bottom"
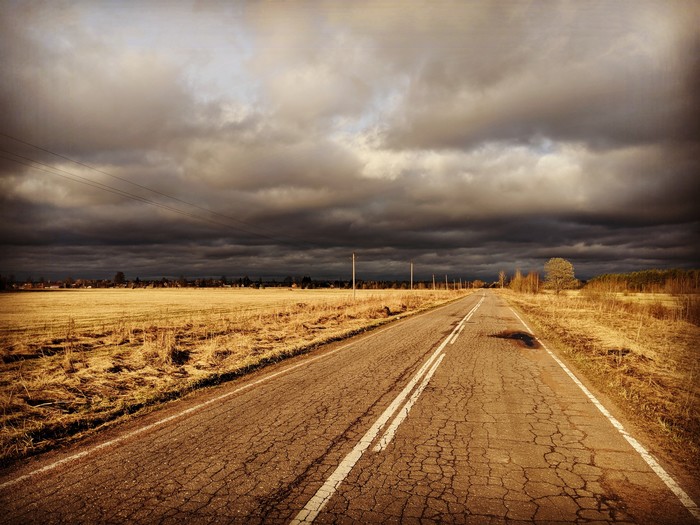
{"left": 491, "top": 330, "right": 540, "bottom": 349}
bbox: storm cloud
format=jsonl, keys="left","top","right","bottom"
{"left": 1, "top": 1, "right": 698, "bottom": 281}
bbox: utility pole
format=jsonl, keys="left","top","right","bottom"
{"left": 445, "top": 274, "right": 448, "bottom": 291}
{"left": 432, "top": 274, "right": 435, "bottom": 290}
{"left": 352, "top": 252, "right": 356, "bottom": 301}
{"left": 410, "top": 261, "right": 413, "bottom": 291}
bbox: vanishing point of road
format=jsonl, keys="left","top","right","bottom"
{"left": 1, "top": 291, "right": 698, "bottom": 524}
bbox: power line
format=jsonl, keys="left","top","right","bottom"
{"left": 0, "top": 151, "right": 244, "bottom": 231}
{"left": 0, "top": 150, "right": 310, "bottom": 247}
{"left": 0, "top": 132, "right": 281, "bottom": 236}
{"left": 0, "top": 133, "right": 317, "bottom": 249}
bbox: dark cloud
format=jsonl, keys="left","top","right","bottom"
{"left": 377, "top": 2, "right": 700, "bottom": 151}
{"left": 1, "top": 1, "right": 698, "bottom": 282}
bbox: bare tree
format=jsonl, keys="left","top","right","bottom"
{"left": 498, "top": 270, "right": 506, "bottom": 288}
{"left": 509, "top": 268, "right": 523, "bottom": 292}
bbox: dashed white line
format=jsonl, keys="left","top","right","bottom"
{"left": 510, "top": 306, "right": 700, "bottom": 522}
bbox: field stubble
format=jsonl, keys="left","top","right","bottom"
{"left": 0, "top": 288, "right": 467, "bottom": 464}
{"left": 504, "top": 289, "right": 700, "bottom": 474}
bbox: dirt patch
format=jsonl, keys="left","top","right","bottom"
{"left": 492, "top": 330, "right": 540, "bottom": 349}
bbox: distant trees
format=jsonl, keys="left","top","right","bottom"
{"left": 508, "top": 269, "right": 541, "bottom": 294}
{"left": 114, "top": 271, "right": 126, "bottom": 285}
{"left": 544, "top": 258, "right": 577, "bottom": 294}
{"left": 525, "top": 271, "right": 540, "bottom": 293}
{"left": 585, "top": 269, "right": 699, "bottom": 294}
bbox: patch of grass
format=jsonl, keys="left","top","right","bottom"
{"left": 0, "top": 288, "right": 467, "bottom": 464}
{"left": 502, "top": 289, "right": 700, "bottom": 472}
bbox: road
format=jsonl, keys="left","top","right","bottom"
{"left": 1, "top": 291, "right": 698, "bottom": 524}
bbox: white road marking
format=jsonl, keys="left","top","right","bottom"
{"left": 450, "top": 297, "right": 483, "bottom": 345}
{"left": 510, "top": 306, "right": 700, "bottom": 522}
{"left": 291, "top": 296, "right": 485, "bottom": 524}
{"left": 373, "top": 354, "right": 445, "bottom": 452}
{"left": 450, "top": 322, "right": 466, "bottom": 345}
{"left": 379, "top": 295, "right": 485, "bottom": 449}
{"left": 289, "top": 336, "right": 452, "bottom": 524}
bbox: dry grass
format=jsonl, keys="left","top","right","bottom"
{"left": 503, "top": 289, "right": 700, "bottom": 469}
{"left": 0, "top": 288, "right": 467, "bottom": 464}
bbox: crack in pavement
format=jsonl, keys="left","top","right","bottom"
{"left": 1, "top": 293, "right": 697, "bottom": 524}
{"left": 307, "top": 293, "right": 698, "bottom": 524}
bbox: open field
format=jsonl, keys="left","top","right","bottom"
{"left": 503, "top": 289, "right": 700, "bottom": 474}
{"left": 0, "top": 288, "right": 467, "bottom": 464}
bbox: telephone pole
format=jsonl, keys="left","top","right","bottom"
{"left": 410, "top": 261, "right": 413, "bottom": 291}
{"left": 352, "top": 252, "right": 356, "bottom": 300}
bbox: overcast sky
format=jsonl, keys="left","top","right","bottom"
{"left": 1, "top": 1, "right": 698, "bottom": 282}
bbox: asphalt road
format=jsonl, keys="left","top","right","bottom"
{"left": 1, "top": 291, "right": 698, "bottom": 524}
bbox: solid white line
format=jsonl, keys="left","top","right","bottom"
{"left": 289, "top": 330, "right": 455, "bottom": 524}
{"left": 373, "top": 354, "right": 445, "bottom": 452}
{"left": 509, "top": 307, "right": 700, "bottom": 522}
{"left": 291, "top": 296, "right": 485, "bottom": 524}
{"left": 0, "top": 319, "right": 406, "bottom": 491}
{"left": 451, "top": 296, "right": 484, "bottom": 345}
{"left": 450, "top": 322, "right": 466, "bottom": 345}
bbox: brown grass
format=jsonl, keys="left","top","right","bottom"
{"left": 0, "top": 288, "right": 467, "bottom": 464}
{"left": 503, "top": 289, "right": 700, "bottom": 470}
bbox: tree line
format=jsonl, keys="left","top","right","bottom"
{"left": 0, "top": 274, "right": 487, "bottom": 291}
{"left": 502, "top": 260, "right": 698, "bottom": 295}
{"left": 4, "top": 262, "right": 696, "bottom": 294}
{"left": 585, "top": 269, "right": 699, "bottom": 294}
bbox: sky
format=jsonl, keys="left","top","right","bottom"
{"left": 1, "top": 1, "right": 699, "bottom": 282}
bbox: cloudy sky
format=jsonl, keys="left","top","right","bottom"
{"left": 1, "top": 1, "right": 698, "bottom": 282}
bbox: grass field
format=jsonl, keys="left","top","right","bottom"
{"left": 504, "top": 289, "right": 700, "bottom": 473}
{"left": 0, "top": 287, "right": 467, "bottom": 464}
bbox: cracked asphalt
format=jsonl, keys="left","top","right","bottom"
{"left": 1, "top": 291, "right": 697, "bottom": 524}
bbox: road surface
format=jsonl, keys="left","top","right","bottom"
{"left": 1, "top": 291, "right": 698, "bottom": 524}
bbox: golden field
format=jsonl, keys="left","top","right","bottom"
{"left": 0, "top": 287, "right": 467, "bottom": 464}
{"left": 504, "top": 289, "right": 700, "bottom": 471}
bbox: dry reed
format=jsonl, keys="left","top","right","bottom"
{"left": 503, "top": 289, "right": 700, "bottom": 472}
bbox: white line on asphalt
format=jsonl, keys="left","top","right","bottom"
{"left": 291, "top": 296, "right": 485, "bottom": 524}
{"left": 380, "top": 295, "right": 485, "bottom": 449}
{"left": 373, "top": 354, "right": 445, "bottom": 452}
{"left": 510, "top": 307, "right": 700, "bottom": 522}
{"left": 0, "top": 317, "right": 408, "bottom": 491}
{"left": 450, "top": 322, "right": 466, "bottom": 345}
{"left": 289, "top": 332, "right": 454, "bottom": 524}
{"left": 450, "top": 297, "right": 483, "bottom": 344}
